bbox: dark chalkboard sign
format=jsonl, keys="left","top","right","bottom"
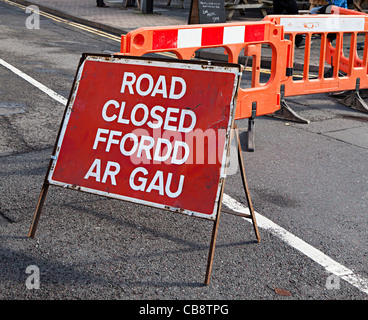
{"left": 188, "top": 0, "right": 226, "bottom": 24}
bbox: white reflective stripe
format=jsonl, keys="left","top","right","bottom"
{"left": 223, "top": 26, "right": 245, "bottom": 44}
{"left": 280, "top": 17, "right": 365, "bottom": 32}
{"left": 177, "top": 28, "right": 202, "bottom": 48}
{"left": 0, "top": 58, "right": 67, "bottom": 105}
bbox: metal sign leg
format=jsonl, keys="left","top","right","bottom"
{"left": 235, "top": 125, "right": 261, "bottom": 243}
{"left": 28, "top": 182, "right": 49, "bottom": 238}
{"left": 204, "top": 177, "right": 225, "bottom": 286}
{"left": 204, "top": 124, "right": 261, "bottom": 285}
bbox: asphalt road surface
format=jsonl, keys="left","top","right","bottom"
{"left": 1, "top": 0, "right": 368, "bottom": 305}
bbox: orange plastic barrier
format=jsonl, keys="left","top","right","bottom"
{"left": 118, "top": 7, "right": 368, "bottom": 121}
{"left": 326, "top": 6, "right": 368, "bottom": 75}
{"left": 119, "top": 21, "right": 291, "bottom": 119}
{"left": 263, "top": 6, "right": 368, "bottom": 98}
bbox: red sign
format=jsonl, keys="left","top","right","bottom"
{"left": 48, "top": 55, "right": 240, "bottom": 220}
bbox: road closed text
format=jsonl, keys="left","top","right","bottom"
{"left": 49, "top": 57, "right": 238, "bottom": 217}
{"left": 84, "top": 72, "right": 194, "bottom": 199}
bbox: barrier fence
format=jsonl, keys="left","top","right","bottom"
{"left": 264, "top": 5, "right": 368, "bottom": 120}
{"left": 117, "top": 6, "right": 368, "bottom": 147}
{"left": 120, "top": 21, "right": 289, "bottom": 120}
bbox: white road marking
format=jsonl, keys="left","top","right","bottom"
{"left": 0, "top": 58, "right": 68, "bottom": 105}
{"left": 2, "top": 58, "right": 368, "bottom": 296}
{"left": 222, "top": 194, "right": 368, "bottom": 295}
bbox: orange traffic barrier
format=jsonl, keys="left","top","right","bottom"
{"left": 263, "top": 6, "right": 368, "bottom": 96}
{"left": 118, "top": 6, "right": 368, "bottom": 126}
{"left": 262, "top": 6, "right": 368, "bottom": 119}
{"left": 326, "top": 6, "right": 368, "bottom": 75}
{"left": 119, "top": 21, "right": 291, "bottom": 120}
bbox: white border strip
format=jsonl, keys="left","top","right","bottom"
{"left": 0, "top": 58, "right": 68, "bottom": 105}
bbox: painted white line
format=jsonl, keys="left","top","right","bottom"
{"left": 0, "top": 58, "right": 68, "bottom": 106}
{"left": 3, "top": 57, "right": 368, "bottom": 296}
{"left": 222, "top": 193, "right": 368, "bottom": 295}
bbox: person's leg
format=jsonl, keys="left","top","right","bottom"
{"left": 97, "top": 0, "right": 108, "bottom": 7}
{"left": 272, "top": 0, "right": 285, "bottom": 14}
{"left": 283, "top": 0, "right": 298, "bottom": 14}
{"left": 282, "top": 0, "right": 303, "bottom": 47}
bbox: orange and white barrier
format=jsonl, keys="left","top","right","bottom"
{"left": 121, "top": 23, "right": 267, "bottom": 61}
{"left": 118, "top": 6, "right": 368, "bottom": 122}
{"left": 120, "top": 21, "right": 289, "bottom": 120}
{"left": 264, "top": 6, "right": 368, "bottom": 98}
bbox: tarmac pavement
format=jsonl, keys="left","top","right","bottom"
{"left": 2, "top": 0, "right": 368, "bottom": 301}
{"left": 11, "top": 0, "right": 312, "bottom": 67}
{"left": 11, "top": 0, "right": 364, "bottom": 73}
{"left": 12, "top": 0, "right": 216, "bottom": 34}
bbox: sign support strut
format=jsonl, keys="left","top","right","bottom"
{"left": 28, "top": 181, "right": 49, "bottom": 238}
{"left": 234, "top": 124, "right": 260, "bottom": 242}
{"left": 204, "top": 123, "right": 260, "bottom": 285}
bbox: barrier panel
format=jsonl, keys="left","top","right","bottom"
{"left": 265, "top": 12, "right": 368, "bottom": 93}
{"left": 119, "top": 21, "right": 291, "bottom": 121}
{"left": 263, "top": 6, "right": 368, "bottom": 118}
{"left": 326, "top": 6, "right": 368, "bottom": 75}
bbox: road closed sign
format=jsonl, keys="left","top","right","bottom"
{"left": 48, "top": 54, "right": 241, "bottom": 220}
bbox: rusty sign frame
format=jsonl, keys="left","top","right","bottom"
{"left": 28, "top": 54, "right": 259, "bottom": 285}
